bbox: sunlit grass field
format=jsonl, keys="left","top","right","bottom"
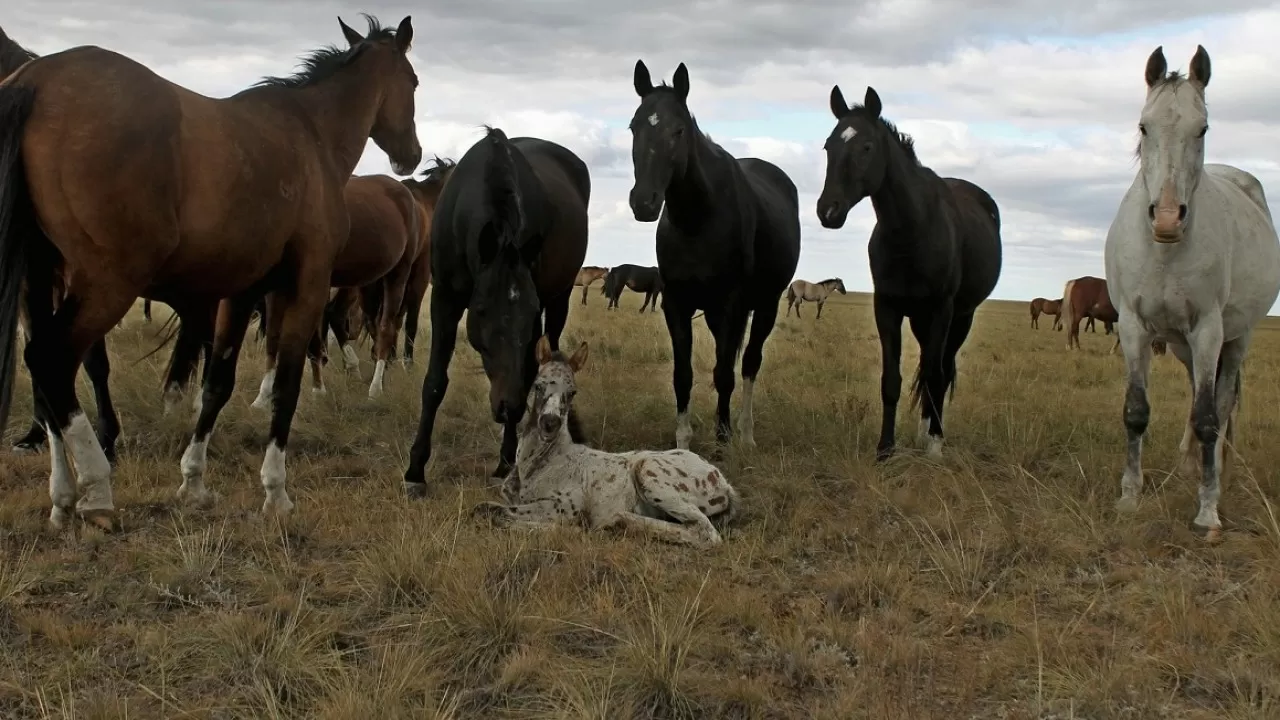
{"left": 1, "top": 290, "right": 1278, "bottom": 719}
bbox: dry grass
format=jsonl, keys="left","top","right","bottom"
{"left": 3, "top": 291, "right": 1280, "bottom": 719}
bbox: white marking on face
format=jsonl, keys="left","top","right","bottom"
{"left": 840, "top": 126, "right": 856, "bottom": 142}
{"left": 648, "top": 113, "right": 659, "bottom": 126}
{"left": 509, "top": 284, "right": 520, "bottom": 301}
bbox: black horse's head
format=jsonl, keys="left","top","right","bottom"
{"left": 817, "top": 85, "right": 896, "bottom": 229}
{"left": 628, "top": 59, "right": 695, "bottom": 222}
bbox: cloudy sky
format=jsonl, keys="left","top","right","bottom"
{"left": 8, "top": 2, "right": 1280, "bottom": 307}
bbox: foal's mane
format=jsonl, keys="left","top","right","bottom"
{"left": 842, "top": 102, "right": 920, "bottom": 167}
{"left": 253, "top": 14, "right": 398, "bottom": 90}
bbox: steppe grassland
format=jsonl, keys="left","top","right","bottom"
{"left": 0, "top": 291, "right": 1278, "bottom": 719}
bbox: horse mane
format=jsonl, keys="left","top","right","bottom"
{"left": 253, "top": 14, "right": 397, "bottom": 89}
{"left": 818, "top": 278, "right": 842, "bottom": 286}
{"left": 481, "top": 125, "right": 526, "bottom": 248}
{"left": 402, "top": 155, "right": 457, "bottom": 190}
{"left": 0, "top": 25, "right": 38, "bottom": 76}
{"left": 844, "top": 102, "right": 920, "bottom": 167}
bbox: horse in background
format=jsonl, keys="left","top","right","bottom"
{"left": 628, "top": 60, "right": 801, "bottom": 449}
{"left": 404, "top": 127, "right": 591, "bottom": 496}
{"left": 817, "top": 84, "right": 1002, "bottom": 460}
{"left": 1106, "top": 45, "right": 1280, "bottom": 539}
{"left": 786, "top": 278, "right": 847, "bottom": 319}
{"left": 603, "top": 263, "right": 664, "bottom": 312}
{"left": 0, "top": 15, "right": 422, "bottom": 530}
{"left": 1029, "top": 297, "right": 1063, "bottom": 330}
{"left": 575, "top": 266, "right": 609, "bottom": 306}
{"left": 1060, "top": 276, "right": 1119, "bottom": 350}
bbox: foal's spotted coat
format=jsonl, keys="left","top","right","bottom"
{"left": 473, "top": 337, "right": 740, "bottom": 548}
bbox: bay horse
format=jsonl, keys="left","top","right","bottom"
{"left": 603, "top": 263, "right": 664, "bottom": 312}
{"left": 403, "top": 127, "right": 590, "bottom": 496}
{"left": 575, "top": 266, "right": 609, "bottom": 306}
{"left": 1028, "top": 297, "right": 1063, "bottom": 330}
{"left": 1059, "top": 276, "right": 1119, "bottom": 350}
{"left": 817, "top": 85, "right": 1003, "bottom": 460}
{"left": 629, "top": 61, "right": 801, "bottom": 449}
{"left": 785, "top": 278, "right": 847, "bottom": 319}
{"left": 0, "top": 15, "right": 422, "bottom": 530}
{"left": 250, "top": 172, "right": 427, "bottom": 404}
{"left": 1107, "top": 45, "right": 1280, "bottom": 539}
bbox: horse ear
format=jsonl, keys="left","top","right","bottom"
{"left": 829, "top": 85, "right": 849, "bottom": 118}
{"left": 633, "top": 60, "right": 654, "bottom": 97}
{"left": 1144, "top": 46, "right": 1167, "bottom": 88}
{"left": 1189, "top": 45, "right": 1210, "bottom": 88}
{"left": 395, "top": 16, "right": 414, "bottom": 52}
{"left": 338, "top": 17, "right": 364, "bottom": 48}
{"left": 536, "top": 336, "right": 553, "bottom": 365}
{"left": 864, "top": 87, "right": 882, "bottom": 119}
{"left": 673, "top": 63, "right": 690, "bottom": 103}
{"left": 568, "top": 341, "right": 589, "bottom": 372}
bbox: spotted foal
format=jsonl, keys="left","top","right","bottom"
{"left": 473, "top": 336, "right": 741, "bottom": 548}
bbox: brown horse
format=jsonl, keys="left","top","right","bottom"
{"left": 0, "top": 16, "right": 422, "bottom": 530}
{"left": 575, "top": 265, "right": 609, "bottom": 305}
{"left": 392, "top": 157, "right": 456, "bottom": 363}
{"left": 251, "top": 172, "right": 427, "bottom": 405}
{"left": 1029, "top": 297, "right": 1063, "bottom": 330}
{"left": 1060, "top": 276, "right": 1119, "bottom": 350}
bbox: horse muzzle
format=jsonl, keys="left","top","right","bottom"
{"left": 629, "top": 188, "right": 662, "bottom": 222}
{"left": 1149, "top": 200, "right": 1186, "bottom": 243}
{"left": 538, "top": 413, "right": 563, "bottom": 440}
{"left": 817, "top": 200, "right": 849, "bottom": 229}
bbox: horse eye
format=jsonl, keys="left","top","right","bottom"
{"left": 1197, "top": 125, "right": 1209, "bottom": 138}
{"left": 1138, "top": 123, "right": 1147, "bottom": 136}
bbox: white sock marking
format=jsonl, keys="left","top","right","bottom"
{"left": 342, "top": 344, "right": 360, "bottom": 370}
{"left": 179, "top": 436, "right": 214, "bottom": 506}
{"left": 162, "top": 381, "right": 183, "bottom": 416}
{"left": 260, "top": 441, "right": 294, "bottom": 515}
{"left": 369, "top": 359, "right": 386, "bottom": 399}
{"left": 47, "top": 429, "right": 74, "bottom": 528}
{"left": 675, "top": 411, "right": 693, "bottom": 450}
{"left": 64, "top": 411, "right": 114, "bottom": 513}
{"left": 251, "top": 368, "right": 276, "bottom": 410}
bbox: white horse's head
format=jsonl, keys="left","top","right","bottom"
{"left": 1137, "top": 45, "right": 1211, "bottom": 243}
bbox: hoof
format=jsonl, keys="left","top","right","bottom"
{"left": 1115, "top": 496, "right": 1139, "bottom": 514}
{"left": 875, "top": 446, "right": 894, "bottom": 463}
{"left": 312, "top": 385, "right": 328, "bottom": 396}
{"left": 250, "top": 396, "right": 272, "bottom": 411}
{"left": 48, "top": 506, "right": 72, "bottom": 531}
{"left": 490, "top": 463, "right": 512, "bottom": 480}
{"left": 368, "top": 385, "right": 383, "bottom": 400}
{"left": 262, "top": 495, "right": 295, "bottom": 517}
{"left": 403, "top": 482, "right": 429, "bottom": 500}
{"left": 78, "top": 508, "right": 121, "bottom": 533}
{"left": 176, "top": 484, "right": 218, "bottom": 509}
{"left": 1201, "top": 526, "right": 1224, "bottom": 544}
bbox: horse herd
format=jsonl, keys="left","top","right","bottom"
{"left": 0, "top": 19, "right": 1273, "bottom": 545}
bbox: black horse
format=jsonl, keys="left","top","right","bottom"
{"left": 404, "top": 127, "right": 590, "bottom": 495}
{"left": 628, "top": 60, "right": 801, "bottom": 449}
{"left": 602, "top": 263, "right": 663, "bottom": 312}
{"left": 817, "top": 85, "right": 1002, "bottom": 461}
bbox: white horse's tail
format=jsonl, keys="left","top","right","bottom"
{"left": 1060, "top": 280, "right": 1077, "bottom": 346}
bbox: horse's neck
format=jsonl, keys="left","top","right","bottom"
{"left": 664, "top": 133, "right": 722, "bottom": 226}
{"left": 515, "top": 423, "right": 573, "bottom": 484}
{"left": 291, "top": 70, "right": 383, "bottom": 179}
{"left": 870, "top": 140, "right": 938, "bottom": 238}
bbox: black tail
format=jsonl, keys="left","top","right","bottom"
{"left": 482, "top": 126, "right": 525, "bottom": 249}
{"left": 0, "top": 85, "right": 37, "bottom": 436}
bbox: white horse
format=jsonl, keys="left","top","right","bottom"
{"left": 472, "top": 336, "right": 741, "bottom": 548}
{"left": 1105, "top": 45, "right": 1280, "bottom": 540}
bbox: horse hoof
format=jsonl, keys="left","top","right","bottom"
{"left": 176, "top": 486, "right": 219, "bottom": 509}
{"left": 875, "top": 446, "right": 894, "bottom": 463}
{"left": 78, "top": 509, "right": 121, "bottom": 533}
{"left": 262, "top": 495, "right": 295, "bottom": 517}
{"left": 250, "top": 396, "right": 272, "bottom": 411}
{"left": 1115, "top": 496, "right": 1139, "bottom": 514}
{"left": 1202, "top": 526, "right": 1224, "bottom": 544}
{"left": 403, "top": 482, "right": 429, "bottom": 500}
{"left": 368, "top": 385, "right": 383, "bottom": 400}
{"left": 48, "top": 506, "right": 72, "bottom": 531}
{"left": 312, "top": 386, "right": 328, "bottom": 396}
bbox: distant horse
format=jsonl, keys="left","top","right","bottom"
{"left": 575, "top": 266, "right": 609, "bottom": 306}
{"left": 1107, "top": 45, "right": 1280, "bottom": 539}
{"left": 391, "top": 157, "right": 454, "bottom": 363}
{"left": 603, "top": 263, "right": 664, "bottom": 312}
{"left": 786, "top": 278, "right": 847, "bottom": 319}
{"left": 628, "top": 60, "right": 801, "bottom": 449}
{"left": 404, "top": 128, "right": 591, "bottom": 496}
{"left": 1059, "top": 276, "right": 1119, "bottom": 350}
{"left": 818, "top": 85, "right": 1002, "bottom": 460}
{"left": 0, "top": 15, "right": 422, "bottom": 530}
{"left": 473, "top": 336, "right": 740, "bottom": 548}
{"left": 250, "top": 173, "right": 427, "bottom": 405}
{"left": 1029, "top": 297, "right": 1063, "bottom": 330}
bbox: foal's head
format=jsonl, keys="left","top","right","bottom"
{"left": 628, "top": 59, "right": 696, "bottom": 222}
{"left": 1136, "top": 45, "right": 1211, "bottom": 243}
{"left": 817, "top": 85, "right": 910, "bottom": 229}
{"left": 528, "top": 337, "right": 589, "bottom": 443}
{"left": 337, "top": 15, "right": 422, "bottom": 176}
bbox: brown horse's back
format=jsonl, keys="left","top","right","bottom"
{"left": 331, "top": 175, "right": 419, "bottom": 287}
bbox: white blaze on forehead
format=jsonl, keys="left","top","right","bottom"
{"left": 840, "top": 126, "right": 857, "bottom": 142}
{"left": 509, "top": 283, "right": 520, "bottom": 301}
{"left": 648, "top": 113, "right": 659, "bottom": 126}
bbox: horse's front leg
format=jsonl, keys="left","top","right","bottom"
{"left": 1114, "top": 314, "right": 1156, "bottom": 517}
{"left": 1186, "top": 314, "right": 1226, "bottom": 536}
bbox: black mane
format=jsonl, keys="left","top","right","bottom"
{"left": 844, "top": 102, "right": 919, "bottom": 166}
{"left": 0, "top": 25, "right": 38, "bottom": 76}
{"left": 403, "top": 156, "right": 457, "bottom": 189}
{"left": 254, "top": 14, "right": 396, "bottom": 89}
{"left": 818, "top": 278, "right": 842, "bottom": 285}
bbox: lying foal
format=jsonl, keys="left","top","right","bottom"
{"left": 473, "top": 337, "right": 740, "bottom": 548}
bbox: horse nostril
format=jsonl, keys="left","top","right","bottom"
{"left": 1178, "top": 204, "right": 1187, "bottom": 221}
{"left": 1147, "top": 204, "right": 1156, "bottom": 221}
{"left": 539, "top": 415, "right": 561, "bottom": 434}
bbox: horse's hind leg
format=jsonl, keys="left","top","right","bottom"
{"left": 816, "top": 299, "right": 826, "bottom": 320}
{"left": 908, "top": 305, "right": 953, "bottom": 459}
{"left": 705, "top": 304, "right": 749, "bottom": 445}
{"left": 739, "top": 299, "right": 782, "bottom": 447}
{"left": 371, "top": 264, "right": 412, "bottom": 399}
{"left": 250, "top": 293, "right": 286, "bottom": 410}
{"left": 1196, "top": 335, "right": 1247, "bottom": 536}
{"left": 83, "top": 338, "right": 121, "bottom": 464}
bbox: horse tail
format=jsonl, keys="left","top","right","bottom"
{"left": 482, "top": 126, "right": 525, "bottom": 249}
{"left": 785, "top": 283, "right": 795, "bottom": 304}
{"left": 0, "top": 85, "right": 37, "bottom": 436}
{"left": 1059, "top": 280, "right": 1076, "bottom": 340}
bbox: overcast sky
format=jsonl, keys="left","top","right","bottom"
{"left": 8, "top": 2, "right": 1280, "bottom": 307}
